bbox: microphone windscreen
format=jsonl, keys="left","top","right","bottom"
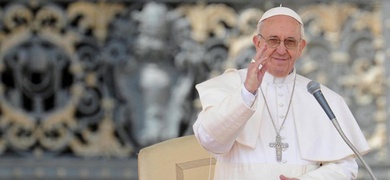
{"left": 307, "top": 81, "right": 320, "bottom": 94}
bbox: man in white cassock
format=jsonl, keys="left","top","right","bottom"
{"left": 193, "top": 6, "right": 370, "bottom": 180}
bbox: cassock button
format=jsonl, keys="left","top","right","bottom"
{"left": 278, "top": 93, "right": 283, "bottom": 97}
{"left": 279, "top": 115, "right": 285, "bottom": 119}
{"left": 279, "top": 103, "right": 284, "bottom": 107}
{"left": 282, "top": 160, "right": 287, "bottom": 163}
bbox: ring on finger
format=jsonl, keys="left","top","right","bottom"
{"left": 251, "top": 59, "right": 256, "bottom": 63}
{"left": 258, "top": 63, "right": 263, "bottom": 70}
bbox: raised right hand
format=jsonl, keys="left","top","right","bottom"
{"left": 244, "top": 44, "right": 269, "bottom": 94}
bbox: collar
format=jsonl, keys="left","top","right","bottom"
{"left": 263, "top": 67, "right": 296, "bottom": 84}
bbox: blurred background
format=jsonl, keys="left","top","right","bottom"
{"left": 0, "top": 0, "right": 387, "bottom": 179}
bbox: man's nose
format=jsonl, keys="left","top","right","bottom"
{"left": 275, "top": 41, "right": 288, "bottom": 54}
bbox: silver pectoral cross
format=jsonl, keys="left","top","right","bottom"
{"left": 269, "top": 134, "right": 289, "bottom": 162}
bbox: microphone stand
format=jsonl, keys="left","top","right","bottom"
{"left": 331, "top": 118, "right": 377, "bottom": 180}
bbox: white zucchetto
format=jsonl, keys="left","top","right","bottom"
{"left": 259, "top": 6, "right": 303, "bottom": 25}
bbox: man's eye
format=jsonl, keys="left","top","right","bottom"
{"left": 285, "top": 39, "right": 297, "bottom": 44}
{"left": 267, "top": 38, "right": 279, "bottom": 45}
{"left": 284, "top": 39, "right": 297, "bottom": 47}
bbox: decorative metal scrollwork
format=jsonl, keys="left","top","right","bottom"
{"left": 0, "top": 1, "right": 385, "bottom": 164}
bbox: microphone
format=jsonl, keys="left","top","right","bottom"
{"left": 307, "top": 81, "right": 335, "bottom": 120}
{"left": 306, "top": 80, "right": 377, "bottom": 180}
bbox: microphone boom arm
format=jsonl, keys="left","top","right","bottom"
{"left": 307, "top": 81, "right": 377, "bottom": 180}
{"left": 330, "top": 118, "right": 377, "bottom": 180}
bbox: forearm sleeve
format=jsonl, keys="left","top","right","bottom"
{"left": 193, "top": 87, "right": 256, "bottom": 154}
{"left": 298, "top": 156, "right": 358, "bottom": 180}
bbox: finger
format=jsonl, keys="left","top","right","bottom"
{"left": 258, "top": 63, "right": 263, "bottom": 70}
{"left": 261, "top": 44, "right": 267, "bottom": 54}
{"left": 253, "top": 56, "right": 268, "bottom": 70}
{"left": 254, "top": 44, "right": 268, "bottom": 60}
{"left": 253, "top": 47, "right": 269, "bottom": 69}
{"left": 279, "top": 175, "right": 287, "bottom": 180}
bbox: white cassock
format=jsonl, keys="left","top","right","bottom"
{"left": 193, "top": 68, "right": 370, "bottom": 180}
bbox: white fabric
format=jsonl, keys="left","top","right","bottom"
{"left": 214, "top": 162, "right": 319, "bottom": 180}
{"left": 241, "top": 87, "right": 256, "bottom": 107}
{"left": 259, "top": 6, "right": 303, "bottom": 25}
{"left": 193, "top": 68, "right": 370, "bottom": 179}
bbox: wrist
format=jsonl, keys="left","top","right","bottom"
{"left": 244, "top": 82, "right": 257, "bottom": 95}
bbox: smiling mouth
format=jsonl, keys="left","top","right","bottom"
{"left": 272, "top": 57, "right": 288, "bottom": 61}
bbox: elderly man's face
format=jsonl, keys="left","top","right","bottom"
{"left": 255, "top": 15, "right": 306, "bottom": 77}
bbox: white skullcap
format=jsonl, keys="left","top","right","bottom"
{"left": 259, "top": 6, "right": 303, "bottom": 25}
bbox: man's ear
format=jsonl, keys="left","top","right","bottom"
{"left": 253, "top": 35, "right": 261, "bottom": 48}
{"left": 299, "top": 39, "right": 307, "bottom": 52}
